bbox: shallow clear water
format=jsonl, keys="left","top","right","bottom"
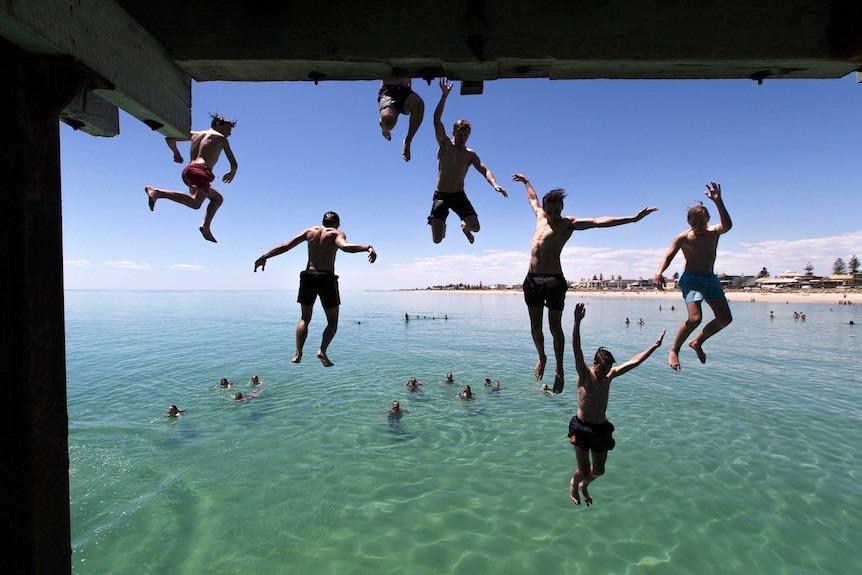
{"left": 67, "top": 290, "right": 862, "bottom": 574}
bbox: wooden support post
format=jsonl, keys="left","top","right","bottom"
{"left": 0, "top": 38, "right": 92, "bottom": 575}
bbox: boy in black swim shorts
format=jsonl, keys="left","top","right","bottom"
{"left": 254, "top": 211, "right": 377, "bottom": 367}
{"left": 378, "top": 78, "right": 425, "bottom": 162}
{"left": 568, "top": 302, "right": 665, "bottom": 507}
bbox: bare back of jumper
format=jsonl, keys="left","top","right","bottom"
{"left": 680, "top": 230, "right": 720, "bottom": 273}
{"left": 305, "top": 226, "right": 343, "bottom": 273}
{"left": 189, "top": 129, "right": 227, "bottom": 169}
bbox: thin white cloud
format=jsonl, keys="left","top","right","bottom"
{"left": 64, "top": 259, "right": 91, "bottom": 267}
{"left": 105, "top": 260, "right": 150, "bottom": 270}
{"left": 167, "top": 264, "right": 206, "bottom": 271}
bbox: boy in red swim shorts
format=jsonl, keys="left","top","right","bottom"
{"left": 145, "top": 114, "right": 238, "bottom": 243}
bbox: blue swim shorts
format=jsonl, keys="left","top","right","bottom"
{"left": 678, "top": 271, "right": 725, "bottom": 304}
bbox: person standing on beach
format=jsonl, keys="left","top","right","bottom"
{"left": 512, "top": 173, "right": 658, "bottom": 394}
{"left": 569, "top": 302, "right": 665, "bottom": 506}
{"left": 378, "top": 78, "right": 425, "bottom": 161}
{"left": 145, "top": 114, "right": 238, "bottom": 243}
{"left": 253, "top": 211, "right": 377, "bottom": 367}
{"left": 429, "top": 78, "right": 507, "bottom": 245}
{"left": 653, "top": 182, "right": 732, "bottom": 370}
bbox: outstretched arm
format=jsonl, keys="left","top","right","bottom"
{"left": 335, "top": 235, "right": 377, "bottom": 263}
{"left": 653, "top": 235, "right": 682, "bottom": 289}
{"left": 471, "top": 155, "right": 507, "bottom": 197}
{"left": 254, "top": 230, "right": 309, "bottom": 272}
{"left": 572, "top": 303, "right": 589, "bottom": 379}
{"left": 572, "top": 206, "right": 657, "bottom": 230}
{"left": 434, "top": 78, "right": 452, "bottom": 144}
{"left": 705, "top": 182, "right": 732, "bottom": 234}
{"left": 512, "top": 173, "right": 540, "bottom": 214}
{"left": 610, "top": 329, "right": 665, "bottom": 379}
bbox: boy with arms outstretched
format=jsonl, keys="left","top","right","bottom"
{"left": 653, "top": 182, "right": 732, "bottom": 370}
{"left": 145, "top": 114, "right": 238, "bottom": 243}
{"left": 512, "top": 173, "right": 657, "bottom": 394}
{"left": 570, "top": 302, "right": 665, "bottom": 506}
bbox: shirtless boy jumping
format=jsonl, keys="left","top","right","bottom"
{"left": 254, "top": 212, "right": 376, "bottom": 367}
{"left": 429, "top": 78, "right": 507, "bottom": 244}
{"left": 145, "top": 114, "right": 238, "bottom": 243}
{"left": 569, "top": 302, "right": 664, "bottom": 506}
{"left": 378, "top": 78, "right": 425, "bottom": 162}
{"left": 512, "top": 173, "right": 657, "bottom": 394}
{"left": 653, "top": 182, "right": 733, "bottom": 370}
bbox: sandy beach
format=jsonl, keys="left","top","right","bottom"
{"left": 403, "top": 289, "right": 858, "bottom": 305}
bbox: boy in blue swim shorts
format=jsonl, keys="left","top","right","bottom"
{"left": 654, "top": 182, "right": 733, "bottom": 371}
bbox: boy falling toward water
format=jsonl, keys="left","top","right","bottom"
{"left": 569, "top": 303, "right": 665, "bottom": 506}
{"left": 653, "top": 182, "right": 732, "bottom": 370}
{"left": 145, "top": 114, "right": 238, "bottom": 243}
{"left": 512, "top": 173, "right": 657, "bottom": 394}
{"left": 429, "top": 78, "right": 507, "bottom": 245}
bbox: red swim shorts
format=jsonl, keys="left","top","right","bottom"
{"left": 181, "top": 163, "right": 215, "bottom": 191}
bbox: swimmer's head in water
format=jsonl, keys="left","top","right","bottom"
{"left": 234, "top": 392, "right": 243, "bottom": 400}
{"left": 323, "top": 211, "right": 340, "bottom": 228}
{"left": 392, "top": 401, "right": 400, "bottom": 410}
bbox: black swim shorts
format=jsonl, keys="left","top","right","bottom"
{"left": 297, "top": 270, "right": 341, "bottom": 309}
{"left": 568, "top": 416, "right": 616, "bottom": 453}
{"left": 378, "top": 84, "right": 414, "bottom": 114}
{"left": 523, "top": 273, "right": 568, "bottom": 311}
{"left": 427, "top": 191, "right": 477, "bottom": 224}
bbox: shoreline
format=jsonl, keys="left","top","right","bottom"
{"left": 398, "top": 289, "right": 858, "bottom": 305}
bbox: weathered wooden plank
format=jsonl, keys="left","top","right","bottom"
{"left": 0, "top": 0, "right": 191, "bottom": 137}
{"left": 61, "top": 90, "right": 120, "bottom": 137}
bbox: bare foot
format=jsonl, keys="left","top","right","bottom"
{"left": 402, "top": 139, "right": 411, "bottom": 162}
{"left": 291, "top": 354, "right": 302, "bottom": 364}
{"left": 145, "top": 186, "right": 156, "bottom": 211}
{"left": 534, "top": 356, "right": 546, "bottom": 380}
{"left": 553, "top": 373, "right": 564, "bottom": 394}
{"left": 689, "top": 341, "right": 706, "bottom": 364}
{"left": 317, "top": 351, "right": 334, "bottom": 367}
{"left": 668, "top": 349, "right": 681, "bottom": 371}
{"left": 381, "top": 129, "right": 391, "bottom": 141}
{"left": 199, "top": 226, "right": 217, "bottom": 243}
{"left": 579, "top": 481, "right": 593, "bottom": 506}
{"left": 570, "top": 478, "right": 580, "bottom": 506}
{"left": 461, "top": 223, "right": 475, "bottom": 244}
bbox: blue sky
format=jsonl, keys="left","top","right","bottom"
{"left": 61, "top": 76, "right": 861, "bottom": 291}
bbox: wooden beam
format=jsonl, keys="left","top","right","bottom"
{"left": 0, "top": 0, "right": 190, "bottom": 137}
{"left": 61, "top": 91, "right": 120, "bottom": 137}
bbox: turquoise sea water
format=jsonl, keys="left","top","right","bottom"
{"left": 67, "top": 290, "right": 862, "bottom": 574}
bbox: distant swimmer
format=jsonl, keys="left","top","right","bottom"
{"left": 512, "top": 173, "right": 657, "bottom": 394}
{"left": 145, "top": 114, "right": 238, "bottom": 243}
{"left": 254, "top": 211, "right": 377, "bottom": 368}
{"left": 654, "top": 182, "right": 732, "bottom": 371}
{"left": 569, "top": 302, "right": 665, "bottom": 507}
{"left": 232, "top": 388, "right": 262, "bottom": 402}
{"left": 250, "top": 375, "right": 261, "bottom": 386}
{"left": 539, "top": 383, "right": 555, "bottom": 396}
{"left": 484, "top": 378, "right": 492, "bottom": 387}
{"left": 457, "top": 385, "right": 476, "bottom": 400}
{"left": 404, "top": 377, "right": 425, "bottom": 390}
{"left": 379, "top": 400, "right": 412, "bottom": 420}
{"left": 445, "top": 372, "right": 455, "bottom": 383}
{"left": 429, "top": 78, "right": 507, "bottom": 245}
{"left": 491, "top": 380, "right": 503, "bottom": 391}
{"left": 212, "top": 378, "right": 232, "bottom": 389}
{"left": 378, "top": 78, "right": 425, "bottom": 162}
{"left": 166, "top": 405, "right": 186, "bottom": 417}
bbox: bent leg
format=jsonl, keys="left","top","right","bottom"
{"left": 379, "top": 106, "right": 398, "bottom": 140}
{"left": 669, "top": 301, "right": 702, "bottom": 370}
{"left": 571, "top": 446, "right": 592, "bottom": 506}
{"left": 527, "top": 304, "right": 547, "bottom": 381}
{"left": 293, "top": 304, "right": 313, "bottom": 363}
{"left": 317, "top": 306, "right": 339, "bottom": 367}
{"left": 401, "top": 93, "right": 425, "bottom": 161}
{"left": 147, "top": 185, "right": 207, "bottom": 210}
{"left": 430, "top": 218, "right": 446, "bottom": 244}
{"left": 690, "top": 298, "right": 733, "bottom": 363}
{"left": 461, "top": 214, "right": 480, "bottom": 244}
{"left": 579, "top": 450, "right": 607, "bottom": 506}
{"left": 198, "top": 187, "right": 223, "bottom": 243}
